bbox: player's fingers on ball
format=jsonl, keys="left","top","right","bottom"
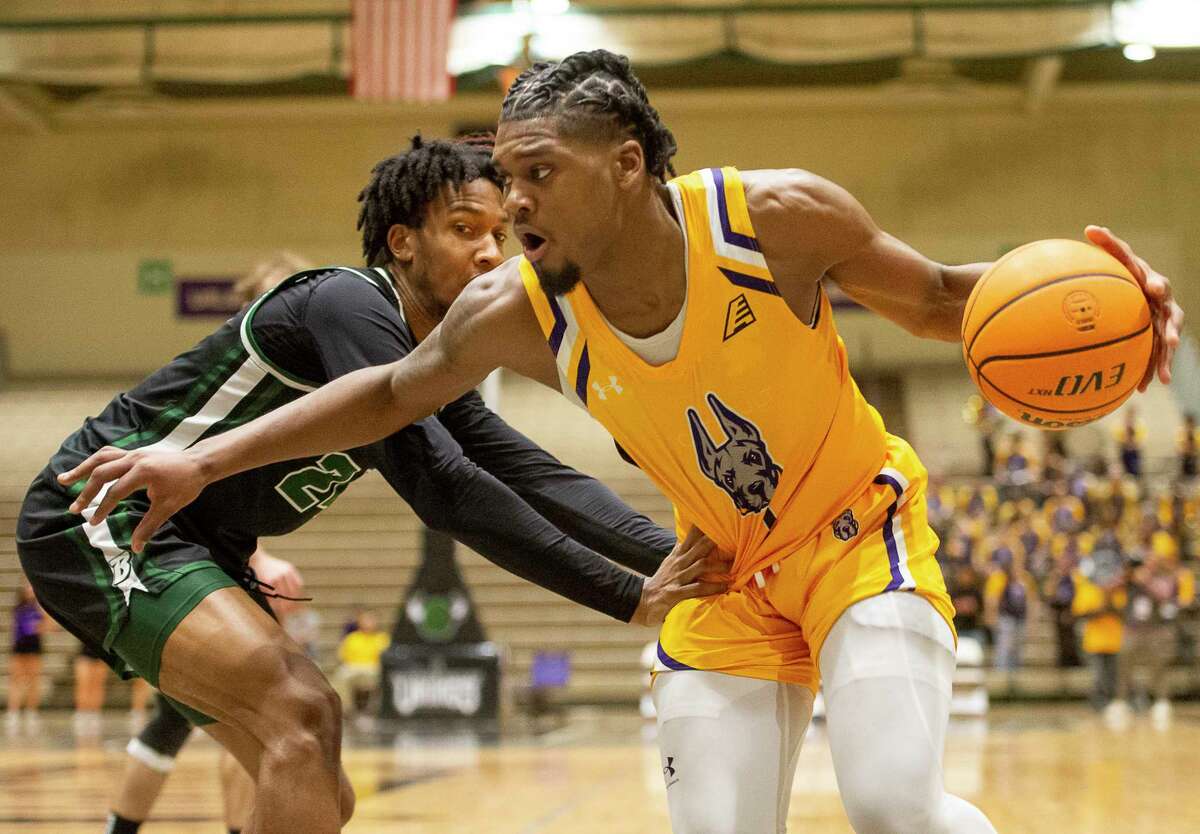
{"left": 1089, "top": 227, "right": 1143, "bottom": 281}
{"left": 1138, "top": 342, "right": 1159, "bottom": 391}
{"left": 1169, "top": 302, "right": 1184, "bottom": 341}
{"left": 1142, "top": 259, "right": 1162, "bottom": 289}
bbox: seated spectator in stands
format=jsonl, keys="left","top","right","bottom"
{"left": 996, "top": 431, "right": 1038, "bottom": 499}
{"left": 927, "top": 477, "right": 955, "bottom": 534}
{"left": 963, "top": 395, "right": 1000, "bottom": 477}
{"left": 984, "top": 545, "right": 1034, "bottom": 680}
{"left": 1115, "top": 546, "right": 1195, "bottom": 725}
{"left": 948, "top": 561, "right": 987, "bottom": 648}
{"left": 1043, "top": 546, "right": 1081, "bottom": 668}
{"left": 1045, "top": 480, "right": 1086, "bottom": 535}
{"left": 334, "top": 610, "right": 391, "bottom": 721}
{"left": 1180, "top": 413, "right": 1200, "bottom": 480}
{"left": 1041, "top": 433, "right": 1071, "bottom": 485}
{"left": 965, "top": 483, "right": 997, "bottom": 519}
{"left": 1072, "top": 540, "right": 1128, "bottom": 715}
{"left": 1113, "top": 407, "right": 1147, "bottom": 479}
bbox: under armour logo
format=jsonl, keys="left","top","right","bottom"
{"left": 591, "top": 375, "right": 623, "bottom": 400}
{"left": 723, "top": 293, "right": 756, "bottom": 341}
{"left": 663, "top": 756, "right": 678, "bottom": 786}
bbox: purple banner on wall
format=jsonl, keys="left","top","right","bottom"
{"left": 176, "top": 277, "right": 241, "bottom": 318}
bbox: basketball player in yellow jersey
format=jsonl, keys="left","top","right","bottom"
{"left": 66, "top": 52, "right": 1183, "bottom": 833}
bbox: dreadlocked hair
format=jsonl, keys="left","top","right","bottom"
{"left": 356, "top": 133, "right": 504, "bottom": 267}
{"left": 500, "top": 49, "right": 678, "bottom": 182}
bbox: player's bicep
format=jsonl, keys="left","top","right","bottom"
{"left": 749, "top": 169, "right": 947, "bottom": 332}
{"left": 827, "top": 230, "right": 946, "bottom": 318}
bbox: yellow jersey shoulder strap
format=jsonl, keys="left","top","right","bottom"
{"left": 518, "top": 258, "right": 590, "bottom": 408}
{"left": 669, "top": 166, "right": 779, "bottom": 295}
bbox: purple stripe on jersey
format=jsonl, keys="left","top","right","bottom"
{"left": 873, "top": 474, "right": 905, "bottom": 592}
{"left": 546, "top": 293, "right": 568, "bottom": 356}
{"left": 718, "top": 267, "right": 781, "bottom": 298}
{"left": 763, "top": 508, "right": 777, "bottom": 529}
{"left": 711, "top": 168, "right": 761, "bottom": 253}
{"left": 656, "top": 642, "right": 695, "bottom": 671}
{"left": 575, "top": 343, "right": 591, "bottom": 406}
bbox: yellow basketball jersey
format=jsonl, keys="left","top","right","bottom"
{"left": 520, "top": 166, "right": 891, "bottom": 586}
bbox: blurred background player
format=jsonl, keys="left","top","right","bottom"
{"left": 73, "top": 639, "right": 109, "bottom": 738}
{"left": 6, "top": 582, "right": 48, "bottom": 734}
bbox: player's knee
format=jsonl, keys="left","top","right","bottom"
{"left": 272, "top": 677, "right": 342, "bottom": 761}
{"left": 665, "top": 776, "right": 741, "bottom": 834}
{"left": 670, "top": 800, "right": 738, "bottom": 834}
{"left": 842, "top": 781, "right": 934, "bottom": 834}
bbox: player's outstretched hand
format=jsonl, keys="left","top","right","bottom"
{"left": 630, "top": 526, "right": 732, "bottom": 627}
{"left": 57, "top": 447, "right": 208, "bottom": 553}
{"left": 1085, "top": 225, "right": 1184, "bottom": 391}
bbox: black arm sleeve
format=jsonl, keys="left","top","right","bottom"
{"left": 367, "top": 422, "right": 645, "bottom": 621}
{"left": 437, "top": 390, "right": 675, "bottom": 576}
{"left": 301, "top": 273, "right": 646, "bottom": 621}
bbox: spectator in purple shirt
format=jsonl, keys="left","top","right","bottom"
{"left": 7, "top": 582, "right": 49, "bottom": 733}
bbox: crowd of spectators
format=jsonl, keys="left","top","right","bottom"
{"left": 937, "top": 404, "right": 1199, "bottom": 724}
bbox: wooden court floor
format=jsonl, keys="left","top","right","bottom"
{"left": 1, "top": 704, "right": 1197, "bottom": 833}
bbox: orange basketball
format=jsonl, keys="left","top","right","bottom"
{"left": 962, "top": 239, "right": 1153, "bottom": 430}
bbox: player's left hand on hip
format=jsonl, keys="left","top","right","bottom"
{"left": 631, "top": 526, "right": 733, "bottom": 627}
{"left": 1085, "top": 225, "right": 1184, "bottom": 391}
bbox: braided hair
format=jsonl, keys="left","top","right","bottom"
{"left": 499, "top": 49, "right": 678, "bottom": 182}
{"left": 356, "top": 134, "right": 504, "bottom": 267}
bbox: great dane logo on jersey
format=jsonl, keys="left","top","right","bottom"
{"left": 687, "top": 393, "right": 782, "bottom": 516}
{"left": 833, "top": 509, "right": 859, "bottom": 541}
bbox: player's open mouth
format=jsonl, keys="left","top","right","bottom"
{"left": 521, "top": 233, "right": 548, "bottom": 262}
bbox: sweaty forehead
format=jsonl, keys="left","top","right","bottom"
{"left": 493, "top": 119, "right": 565, "bottom": 163}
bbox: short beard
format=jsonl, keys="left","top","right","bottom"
{"left": 406, "top": 262, "right": 452, "bottom": 319}
{"left": 534, "top": 260, "right": 583, "bottom": 296}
